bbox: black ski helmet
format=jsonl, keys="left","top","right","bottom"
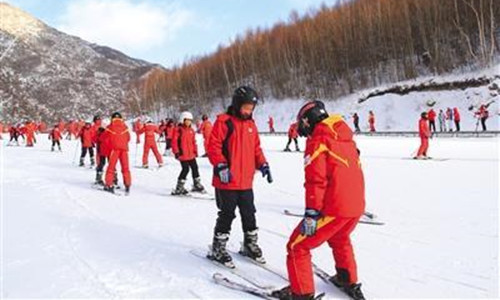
{"left": 296, "top": 100, "right": 329, "bottom": 137}
{"left": 93, "top": 115, "right": 101, "bottom": 122}
{"left": 421, "top": 112, "right": 428, "bottom": 119}
{"left": 111, "top": 112, "right": 122, "bottom": 119}
{"left": 230, "top": 86, "right": 259, "bottom": 119}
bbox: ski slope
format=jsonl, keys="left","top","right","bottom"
{"left": 1, "top": 133, "right": 498, "bottom": 298}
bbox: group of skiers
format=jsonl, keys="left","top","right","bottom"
{"left": 427, "top": 107, "right": 462, "bottom": 132}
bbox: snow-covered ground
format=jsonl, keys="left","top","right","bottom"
{"left": 1, "top": 133, "right": 498, "bottom": 298}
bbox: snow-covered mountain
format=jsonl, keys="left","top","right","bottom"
{"left": 0, "top": 2, "right": 161, "bottom": 123}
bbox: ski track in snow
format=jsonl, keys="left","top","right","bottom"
{"left": 2, "top": 133, "right": 498, "bottom": 298}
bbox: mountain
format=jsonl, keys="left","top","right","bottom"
{"left": 0, "top": 2, "right": 162, "bottom": 123}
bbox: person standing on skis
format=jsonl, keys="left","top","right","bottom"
{"left": 171, "top": 112, "right": 206, "bottom": 195}
{"left": 199, "top": 114, "right": 213, "bottom": 157}
{"left": 103, "top": 112, "right": 131, "bottom": 194}
{"left": 284, "top": 122, "right": 300, "bottom": 152}
{"left": 163, "top": 118, "right": 175, "bottom": 156}
{"left": 275, "top": 100, "right": 365, "bottom": 300}
{"left": 49, "top": 124, "right": 62, "bottom": 151}
{"left": 415, "top": 112, "right": 431, "bottom": 159}
{"left": 207, "top": 86, "right": 272, "bottom": 268}
{"left": 78, "top": 121, "right": 95, "bottom": 167}
{"left": 138, "top": 118, "right": 164, "bottom": 168}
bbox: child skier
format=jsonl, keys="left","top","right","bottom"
{"left": 284, "top": 122, "right": 300, "bottom": 152}
{"left": 171, "top": 112, "right": 206, "bottom": 195}
{"left": 138, "top": 118, "right": 163, "bottom": 168}
{"left": 274, "top": 100, "right": 365, "bottom": 300}
{"left": 78, "top": 121, "right": 95, "bottom": 167}
{"left": 49, "top": 124, "right": 62, "bottom": 151}
{"left": 207, "top": 86, "right": 272, "bottom": 267}
{"left": 415, "top": 112, "right": 431, "bottom": 159}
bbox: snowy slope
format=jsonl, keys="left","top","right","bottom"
{"left": 2, "top": 133, "right": 498, "bottom": 298}
{"left": 246, "top": 65, "right": 500, "bottom": 132}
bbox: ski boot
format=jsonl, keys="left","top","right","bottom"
{"left": 208, "top": 232, "right": 234, "bottom": 268}
{"left": 330, "top": 268, "right": 365, "bottom": 300}
{"left": 271, "top": 286, "right": 321, "bottom": 300}
{"left": 51, "top": 146, "right": 55, "bottom": 152}
{"left": 295, "top": 147, "right": 301, "bottom": 152}
{"left": 79, "top": 157, "right": 84, "bottom": 167}
{"left": 192, "top": 177, "right": 206, "bottom": 193}
{"left": 171, "top": 179, "right": 189, "bottom": 195}
{"left": 90, "top": 157, "right": 95, "bottom": 167}
{"left": 284, "top": 147, "right": 291, "bottom": 152}
{"left": 143, "top": 164, "right": 149, "bottom": 169}
{"left": 239, "top": 229, "right": 265, "bottom": 264}
{"left": 95, "top": 171, "right": 104, "bottom": 185}
{"left": 125, "top": 185, "right": 130, "bottom": 195}
{"left": 103, "top": 185, "right": 115, "bottom": 194}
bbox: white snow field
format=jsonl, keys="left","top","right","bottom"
{"left": 1, "top": 132, "right": 498, "bottom": 298}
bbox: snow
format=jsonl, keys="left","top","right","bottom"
{"left": 1, "top": 132, "right": 498, "bottom": 298}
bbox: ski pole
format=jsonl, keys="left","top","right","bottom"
{"left": 72, "top": 139, "right": 80, "bottom": 165}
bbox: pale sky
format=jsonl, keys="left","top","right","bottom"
{"left": 6, "top": 0, "right": 340, "bottom": 68}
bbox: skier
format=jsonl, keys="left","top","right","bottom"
{"left": 476, "top": 104, "right": 489, "bottom": 131}
{"left": 274, "top": 100, "right": 365, "bottom": 300}
{"left": 78, "top": 121, "right": 95, "bottom": 167}
{"left": 352, "top": 112, "right": 360, "bottom": 133}
{"left": 94, "top": 122, "right": 112, "bottom": 185}
{"left": 199, "top": 114, "right": 213, "bottom": 157}
{"left": 8, "top": 125, "right": 20, "bottom": 146}
{"left": 49, "top": 124, "right": 62, "bottom": 151}
{"left": 103, "top": 112, "right": 131, "bottom": 194}
{"left": 171, "top": 111, "right": 206, "bottom": 195}
{"left": 207, "top": 86, "right": 272, "bottom": 267}
{"left": 163, "top": 119, "right": 175, "bottom": 156}
{"left": 446, "top": 107, "right": 454, "bottom": 132}
{"left": 368, "top": 111, "right": 375, "bottom": 132}
{"left": 133, "top": 117, "right": 143, "bottom": 144}
{"left": 438, "top": 109, "right": 446, "bottom": 132}
{"left": 137, "top": 118, "right": 163, "bottom": 168}
{"left": 268, "top": 116, "right": 275, "bottom": 133}
{"left": 428, "top": 108, "right": 436, "bottom": 132}
{"left": 24, "top": 120, "right": 36, "bottom": 147}
{"left": 415, "top": 112, "right": 431, "bottom": 159}
{"left": 284, "top": 122, "right": 300, "bottom": 152}
{"left": 453, "top": 107, "right": 461, "bottom": 131}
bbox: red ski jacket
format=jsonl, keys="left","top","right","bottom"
{"left": 453, "top": 108, "right": 461, "bottom": 121}
{"left": 200, "top": 120, "right": 213, "bottom": 139}
{"left": 165, "top": 125, "right": 174, "bottom": 139}
{"left": 97, "top": 129, "right": 112, "bottom": 157}
{"left": 78, "top": 125, "right": 94, "bottom": 148}
{"left": 208, "top": 113, "right": 267, "bottom": 190}
{"left": 172, "top": 125, "right": 197, "bottom": 161}
{"left": 419, "top": 118, "right": 431, "bottom": 138}
{"left": 105, "top": 119, "right": 130, "bottom": 151}
{"left": 50, "top": 128, "right": 62, "bottom": 141}
{"left": 303, "top": 115, "right": 365, "bottom": 217}
{"left": 428, "top": 109, "right": 436, "bottom": 121}
{"left": 288, "top": 123, "right": 299, "bottom": 139}
{"left": 138, "top": 123, "right": 161, "bottom": 145}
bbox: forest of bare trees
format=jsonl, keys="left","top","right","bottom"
{"left": 131, "top": 0, "right": 500, "bottom": 116}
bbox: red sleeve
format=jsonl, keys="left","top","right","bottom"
{"left": 207, "top": 118, "right": 228, "bottom": 166}
{"left": 254, "top": 123, "right": 267, "bottom": 168}
{"left": 193, "top": 129, "right": 198, "bottom": 157}
{"left": 303, "top": 133, "right": 328, "bottom": 211}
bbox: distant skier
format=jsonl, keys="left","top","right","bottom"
{"left": 133, "top": 117, "right": 143, "bottom": 144}
{"left": 171, "top": 111, "right": 206, "bottom": 195}
{"left": 274, "top": 100, "right": 365, "bottom": 300}
{"left": 8, "top": 125, "right": 20, "bottom": 146}
{"left": 368, "top": 110, "right": 375, "bottom": 132}
{"left": 284, "top": 122, "right": 300, "bottom": 152}
{"left": 352, "top": 112, "right": 360, "bottom": 133}
{"left": 94, "top": 126, "right": 109, "bottom": 185}
{"left": 476, "top": 104, "right": 489, "bottom": 131}
{"left": 428, "top": 108, "right": 436, "bottom": 132}
{"left": 49, "top": 124, "right": 62, "bottom": 152}
{"left": 24, "top": 120, "right": 36, "bottom": 147}
{"left": 268, "top": 115, "right": 275, "bottom": 133}
{"left": 78, "top": 121, "right": 95, "bottom": 167}
{"left": 207, "top": 86, "right": 272, "bottom": 267}
{"left": 415, "top": 112, "right": 431, "bottom": 159}
{"left": 137, "top": 118, "right": 163, "bottom": 168}
{"left": 199, "top": 114, "right": 213, "bottom": 157}
{"left": 446, "top": 107, "right": 454, "bottom": 132}
{"left": 438, "top": 109, "right": 446, "bottom": 132}
{"left": 0, "top": 122, "right": 3, "bottom": 139}
{"left": 103, "top": 112, "right": 131, "bottom": 194}
{"left": 163, "top": 119, "right": 175, "bottom": 156}
{"left": 453, "top": 107, "right": 461, "bottom": 131}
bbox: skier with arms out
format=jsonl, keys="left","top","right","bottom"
{"left": 137, "top": 118, "right": 164, "bottom": 168}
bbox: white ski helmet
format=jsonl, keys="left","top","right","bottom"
{"left": 179, "top": 111, "right": 193, "bottom": 122}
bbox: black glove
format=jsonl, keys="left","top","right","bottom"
{"left": 259, "top": 163, "right": 273, "bottom": 183}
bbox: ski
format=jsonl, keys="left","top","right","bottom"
{"left": 403, "top": 157, "right": 449, "bottom": 161}
{"left": 312, "top": 263, "right": 365, "bottom": 300}
{"left": 232, "top": 249, "right": 289, "bottom": 282}
{"left": 213, "top": 273, "right": 325, "bottom": 300}
{"left": 190, "top": 248, "right": 273, "bottom": 290}
{"left": 90, "top": 183, "right": 127, "bottom": 196}
{"left": 169, "top": 191, "right": 215, "bottom": 201}
{"left": 283, "top": 209, "right": 385, "bottom": 225}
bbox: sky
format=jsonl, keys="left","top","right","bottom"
{"left": 6, "top": 0, "right": 340, "bottom": 68}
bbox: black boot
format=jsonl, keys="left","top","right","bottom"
{"left": 330, "top": 268, "right": 365, "bottom": 300}
{"left": 171, "top": 179, "right": 189, "bottom": 195}
{"left": 208, "top": 232, "right": 234, "bottom": 268}
{"left": 343, "top": 283, "right": 365, "bottom": 300}
{"left": 103, "top": 185, "right": 114, "bottom": 194}
{"left": 125, "top": 185, "right": 130, "bottom": 195}
{"left": 95, "top": 171, "right": 104, "bottom": 185}
{"left": 90, "top": 157, "right": 95, "bottom": 167}
{"left": 240, "top": 229, "right": 265, "bottom": 263}
{"left": 271, "top": 286, "right": 317, "bottom": 300}
{"left": 192, "top": 177, "right": 206, "bottom": 193}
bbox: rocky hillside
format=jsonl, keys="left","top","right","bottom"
{"left": 0, "top": 2, "right": 161, "bottom": 123}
